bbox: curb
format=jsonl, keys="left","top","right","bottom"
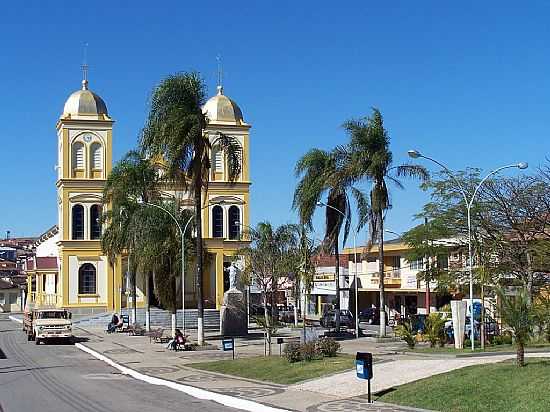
{"left": 75, "top": 342, "right": 292, "bottom": 412}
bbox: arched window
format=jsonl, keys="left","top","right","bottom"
{"left": 228, "top": 206, "right": 240, "bottom": 240}
{"left": 212, "top": 146, "right": 224, "bottom": 172}
{"left": 72, "top": 205, "right": 84, "bottom": 240}
{"left": 72, "top": 142, "right": 84, "bottom": 170}
{"left": 90, "top": 204, "right": 101, "bottom": 240}
{"left": 90, "top": 143, "right": 102, "bottom": 170}
{"left": 212, "top": 206, "right": 224, "bottom": 238}
{"left": 78, "top": 263, "right": 96, "bottom": 294}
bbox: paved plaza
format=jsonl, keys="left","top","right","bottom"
{"left": 42, "top": 321, "right": 546, "bottom": 412}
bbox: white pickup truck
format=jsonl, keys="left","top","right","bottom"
{"left": 23, "top": 308, "right": 73, "bottom": 345}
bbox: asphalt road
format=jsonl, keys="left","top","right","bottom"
{"left": 0, "top": 315, "right": 236, "bottom": 412}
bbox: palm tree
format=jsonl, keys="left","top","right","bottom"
{"left": 496, "top": 287, "right": 535, "bottom": 367}
{"left": 339, "top": 108, "right": 428, "bottom": 337}
{"left": 293, "top": 149, "right": 368, "bottom": 332}
{"left": 102, "top": 151, "right": 161, "bottom": 326}
{"left": 140, "top": 72, "right": 242, "bottom": 345}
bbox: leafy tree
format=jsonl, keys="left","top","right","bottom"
{"left": 402, "top": 218, "right": 454, "bottom": 313}
{"left": 239, "top": 222, "right": 299, "bottom": 355}
{"left": 102, "top": 151, "right": 161, "bottom": 326}
{"left": 293, "top": 149, "right": 364, "bottom": 332}
{"left": 496, "top": 287, "right": 536, "bottom": 367}
{"left": 337, "top": 108, "right": 428, "bottom": 336}
{"left": 102, "top": 151, "right": 196, "bottom": 336}
{"left": 140, "top": 72, "right": 242, "bottom": 344}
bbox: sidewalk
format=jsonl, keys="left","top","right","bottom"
{"left": 71, "top": 323, "right": 550, "bottom": 412}
{"left": 73, "top": 324, "right": 427, "bottom": 411}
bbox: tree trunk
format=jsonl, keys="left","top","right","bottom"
{"left": 526, "top": 250, "right": 534, "bottom": 306}
{"left": 194, "top": 167, "right": 204, "bottom": 345}
{"left": 263, "top": 293, "right": 272, "bottom": 356}
{"left": 480, "top": 283, "right": 485, "bottom": 350}
{"left": 145, "top": 272, "right": 151, "bottom": 332}
{"left": 171, "top": 310, "right": 176, "bottom": 338}
{"left": 379, "top": 213, "right": 386, "bottom": 337}
{"left": 132, "top": 268, "right": 137, "bottom": 327}
{"left": 517, "top": 341, "right": 525, "bottom": 367}
{"left": 294, "top": 281, "right": 299, "bottom": 327}
{"left": 334, "top": 233, "right": 341, "bottom": 333}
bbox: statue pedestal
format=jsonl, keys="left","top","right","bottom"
{"left": 220, "top": 288, "right": 248, "bottom": 337}
{"left": 451, "top": 300, "right": 467, "bottom": 349}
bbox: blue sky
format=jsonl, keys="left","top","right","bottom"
{"left": 1, "top": 1, "right": 548, "bottom": 245}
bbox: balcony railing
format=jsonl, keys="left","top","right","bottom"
{"left": 369, "top": 269, "right": 402, "bottom": 285}
{"left": 30, "top": 292, "right": 61, "bottom": 306}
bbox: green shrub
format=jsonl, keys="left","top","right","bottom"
{"left": 317, "top": 337, "right": 341, "bottom": 357}
{"left": 301, "top": 341, "right": 321, "bottom": 362}
{"left": 283, "top": 342, "right": 302, "bottom": 363}
{"left": 424, "top": 313, "right": 446, "bottom": 348}
{"left": 395, "top": 321, "right": 416, "bottom": 349}
{"left": 502, "top": 333, "right": 513, "bottom": 345}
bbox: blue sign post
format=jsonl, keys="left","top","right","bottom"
{"left": 222, "top": 337, "right": 235, "bottom": 359}
{"left": 356, "top": 352, "right": 373, "bottom": 403}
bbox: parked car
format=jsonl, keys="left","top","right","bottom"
{"left": 320, "top": 310, "right": 354, "bottom": 329}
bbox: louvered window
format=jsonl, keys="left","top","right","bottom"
{"left": 213, "top": 147, "right": 224, "bottom": 172}
{"left": 73, "top": 143, "right": 84, "bottom": 169}
{"left": 91, "top": 143, "right": 102, "bottom": 169}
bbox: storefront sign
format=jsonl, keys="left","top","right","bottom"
{"left": 314, "top": 273, "right": 335, "bottom": 282}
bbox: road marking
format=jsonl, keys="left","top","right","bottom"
{"left": 8, "top": 316, "right": 22, "bottom": 324}
{"left": 75, "top": 343, "right": 291, "bottom": 412}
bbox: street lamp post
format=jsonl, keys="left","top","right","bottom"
{"left": 316, "top": 202, "right": 360, "bottom": 339}
{"left": 408, "top": 150, "right": 527, "bottom": 351}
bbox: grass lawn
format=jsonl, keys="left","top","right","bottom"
{"left": 409, "top": 343, "right": 550, "bottom": 354}
{"left": 378, "top": 358, "right": 550, "bottom": 412}
{"left": 190, "top": 354, "right": 355, "bottom": 384}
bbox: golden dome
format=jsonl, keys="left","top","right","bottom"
{"left": 62, "top": 80, "right": 109, "bottom": 119}
{"left": 202, "top": 86, "right": 244, "bottom": 125}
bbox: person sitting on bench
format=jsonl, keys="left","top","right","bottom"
{"left": 168, "top": 329, "right": 185, "bottom": 351}
{"left": 107, "top": 313, "right": 119, "bottom": 333}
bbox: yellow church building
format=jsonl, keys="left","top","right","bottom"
{"left": 26, "top": 74, "right": 251, "bottom": 317}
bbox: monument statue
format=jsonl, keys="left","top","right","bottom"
{"left": 228, "top": 263, "right": 238, "bottom": 290}
{"left": 220, "top": 261, "right": 247, "bottom": 336}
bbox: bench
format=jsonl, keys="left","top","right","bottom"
{"left": 145, "top": 328, "right": 170, "bottom": 343}
{"left": 117, "top": 315, "right": 130, "bottom": 332}
{"left": 126, "top": 324, "right": 145, "bottom": 336}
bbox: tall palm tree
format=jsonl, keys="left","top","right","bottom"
{"left": 102, "top": 150, "right": 161, "bottom": 326}
{"left": 293, "top": 149, "right": 368, "bottom": 332}
{"left": 140, "top": 72, "right": 242, "bottom": 344}
{"left": 339, "top": 108, "right": 428, "bottom": 336}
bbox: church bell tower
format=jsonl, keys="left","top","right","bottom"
{"left": 55, "top": 70, "right": 120, "bottom": 313}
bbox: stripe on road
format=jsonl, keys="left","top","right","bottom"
{"left": 8, "top": 316, "right": 22, "bottom": 324}
{"left": 75, "top": 343, "right": 291, "bottom": 412}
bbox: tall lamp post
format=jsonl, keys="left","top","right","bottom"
{"left": 408, "top": 150, "right": 527, "bottom": 351}
{"left": 316, "top": 202, "right": 360, "bottom": 339}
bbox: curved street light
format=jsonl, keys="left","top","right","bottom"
{"left": 408, "top": 149, "right": 527, "bottom": 350}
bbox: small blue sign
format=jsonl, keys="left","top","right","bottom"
{"left": 222, "top": 338, "right": 234, "bottom": 351}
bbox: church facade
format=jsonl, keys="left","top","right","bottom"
{"left": 26, "top": 76, "right": 251, "bottom": 314}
